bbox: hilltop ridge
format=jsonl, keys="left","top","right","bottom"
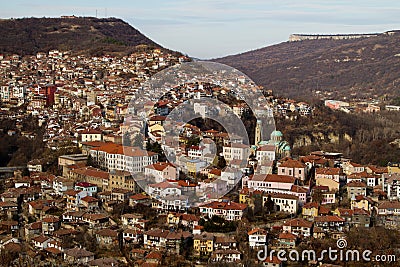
{"left": 0, "top": 17, "right": 167, "bottom": 56}
{"left": 216, "top": 31, "right": 400, "bottom": 100}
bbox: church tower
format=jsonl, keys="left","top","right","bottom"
{"left": 255, "top": 120, "right": 262, "bottom": 145}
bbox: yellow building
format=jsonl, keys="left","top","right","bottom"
{"left": 149, "top": 123, "right": 165, "bottom": 135}
{"left": 302, "top": 202, "right": 319, "bottom": 220}
{"left": 239, "top": 188, "right": 250, "bottom": 204}
{"left": 193, "top": 232, "right": 214, "bottom": 256}
{"left": 107, "top": 170, "right": 138, "bottom": 192}
{"left": 351, "top": 195, "right": 374, "bottom": 211}
{"left": 388, "top": 162, "right": 400, "bottom": 174}
{"left": 167, "top": 212, "right": 180, "bottom": 226}
{"left": 316, "top": 178, "right": 339, "bottom": 192}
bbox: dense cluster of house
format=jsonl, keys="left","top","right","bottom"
{"left": 1, "top": 145, "right": 399, "bottom": 266}
{"left": 0, "top": 49, "right": 398, "bottom": 266}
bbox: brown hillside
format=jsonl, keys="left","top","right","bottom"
{"left": 215, "top": 32, "right": 400, "bottom": 100}
{"left": 0, "top": 17, "right": 165, "bottom": 56}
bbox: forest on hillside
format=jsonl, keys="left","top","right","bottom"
{"left": 277, "top": 105, "right": 400, "bottom": 165}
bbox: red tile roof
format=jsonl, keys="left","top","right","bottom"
{"left": 283, "top": 218, "right": 313, "bottom": 228}
{"left": 279, "top": 159, "right": 306, "bottom": 168}
{"left": 279, "top": 232, "right": 297, "bottom": 240}
{"left": 314, "top": 215, "right": 345, "bottom": 223}
{"left": 200, "top": 201, "right": 247, "bottom": 211}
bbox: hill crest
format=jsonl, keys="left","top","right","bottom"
{"left": 0, "top": 17, "right": 165, "bottom": 56}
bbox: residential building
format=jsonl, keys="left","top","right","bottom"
{"left": 89, "top": 142, "right": 158, "bottom": 173}
{"left": 347, "top": 181, "right": 367, "bottom": 199}
{"left": 282, "top": 218, "right": 313, "bottom": 237}
{"left": 223, "top": 143, "right": 250, "bottom": 163}
{"left": 248, "top": 228, "right": 267, "bottom": 248}
{"left": 256, "top": 145, "right": 276, "bottom": 163}
{"left": 193, "top": 232, "right": 214, "bottom": 256}
{"left": 199, "top": 201, "right": 247, "bottom": 221}
{"left": 278, "top": 159, "right": 307, "bottom": 181}
{"left": 264, "top": 193, "right": 299, "bottom": 214}
{"left": 144, "top": 162, "right": 178, "bottom": 182}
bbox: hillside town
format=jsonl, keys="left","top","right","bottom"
{"left": 0, "top": 49, "right": 398, "bottom": 267}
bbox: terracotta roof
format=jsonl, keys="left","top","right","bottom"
{"left": 145, "top": 228, "right": 169, "bottom": 238}
{"left": 353, "top": 208, "right": 370, "bottom": 216}
{"left": 278, "top": 232, "right": 297, "bottom": 240}
{"left": 346, "top": 181, "right": 367, "bottom": 188}
{"left": 148, "top": 181, "right": 179, "bottom": 189}
{"left": 270, "top": 192, "right": 299, "bottom": 200}
{"left": 209, "top": 168, "right": 222, "bottom": 176}
{"left": 199, "top": 201, "right": 247, "bottom": 211}
{"left": 303, "top": 202, "right": 319, "bottom": 209}
{"left": 3, "top": 242, "right": 22, "bottom": 253}
{"left": 279, "top": 159, "right": 306, "bottom": 168}
{"left": 336, "top": 208, "right": 353, "bottom": 217}
{"left": 71, "top": 167, "right": 109, "bottom": 179}
{"left": 64, "top": 247, "right": 94, "bottom": 258}
{"left": 378, "top": 201, "right": 400, "bottom": 209}
{"left": 130, "top": 193, "right": 150, "bottom": 201}
{"left": 248, "top": 228, "right": 267, "bottom": 235}
{"left": 291, "top": 185, "right": 308, "bottom": 193}
{"left": 42, "top": 216, "right": 60, "bottom": 223}
{"left": 250, "top": 174, "right": 296, "bottom": 184}
{"left": 283, "top": 218, "right": 313, "bottom": 228}
{"left": 258, "top": 145, "right": 275, "bottom": 151}
{"left": 79, "top": 129, "right": 102, "bottom": 135}
{"left": 96, "top": 228, "right": 118, "bottom": 238}
{"left": 75, "top": 182, "right": 97, "bottom": 188}
{"left": 88, "top": 258, "right": 119, "bottom": 267}
{"left": 314, "top": 215, "right": 345, "bottom": 223}
{"left": 194, "top": 232, "right": 214, "bottom": 241}
{"left": 145, "top": 162, "right": 175, "bottom": 171}
{"left": 0, "top": 220, "right": 18, "bottom": 226}
{"left": 81, "top": 196, "right": 99, "bottom": 203}
{"left": 83, "top": 213, "right": 108, "bottom": 221}
{"left": 315, "top": 167, "right": 341, "bottom": 175}
{"left": 318, "top": 206, "right": 331, "bottom": 215}
{"left": 32, "top": 235, "right": 51, "bottom": 243}
{"left": 45, "top": 247, "right": 62, "bottom": 254}
{"left": 27, "top": 221, "right": 42, "bottom": 230}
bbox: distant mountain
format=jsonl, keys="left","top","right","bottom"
{"left": 215, "top": 32, "right": 400, "bottom": 100}
{"left": 0, "top": 17, "right": 167, "bottom": 56}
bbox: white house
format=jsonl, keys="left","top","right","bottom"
{"left": 148, "top": 181, "right": 182, "bottom": 198}
{"left": 382, "top": 173, "right": 400, "bottom": 200}
{"left": 223, "top": 143, "right": 250, "bottom": 163}
{"left": 248, "top": 228, "right": 267, "bottom": 248}
{"left": 32, "top": 235, "right": 53, "bottom": 250}
{"left": 256, "top": 145, "right": 276, "bottom": 163}
{"left": 144, "top": 162, "right": 178, "bottom": 182}
{"left": 264, "top": 193, "right": 299, "bottom": 214}
{"left": 199, "top": 201, "right": 247, "bottom": 221}
{"left": 79, "top": 129, "right": 102, "bottom": 143}
{"left": 246, "top": 174, "right": 296, "bottom": 192}
{"left": 89, "top": 143, "right": 158, "bottom": 173}
{"left": 221, "top": 167, "right": 243, "bottom": 187}
{"left": 282, "top": 218, "right": 313, "bottom": 237}
{"left": 53, "top": 177, "right": 74, "bottom": 195}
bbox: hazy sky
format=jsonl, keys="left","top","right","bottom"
{"left": 2, "top": 0, "right": 400, "bottom": 59}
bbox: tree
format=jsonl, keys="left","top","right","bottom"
{"left": 312, "top": 190, "right": 324, "bottom": 205}
{"left": 132, "top": 133, "right": 143, "bottom": 148}
{"left": 264, "top": 194, "right": 275, "bottom": 214}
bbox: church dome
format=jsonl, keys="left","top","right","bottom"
{"left": 271, "top": 130, "right": 283, "bottom": 137}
